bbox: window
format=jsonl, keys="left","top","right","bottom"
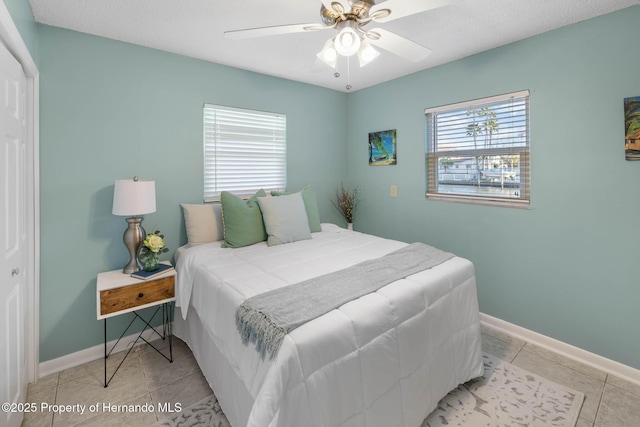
{"left": 203, "top": 104, "right": 286, "bottom": 202}
{"left": 425, "top": 91, "right": 530, "bottom": 208}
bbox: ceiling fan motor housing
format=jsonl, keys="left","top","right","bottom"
{"left": 320, "top": 0, "right": 375, "bottom": 26}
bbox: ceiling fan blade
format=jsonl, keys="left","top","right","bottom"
{"left": 367, "top": 28, "right": 432, "bottom": 62}
{"left": 312, "top": 56, "right": 333, "bottom": 72}
{"left": 224, "top": 23, "right": 329, "bottom": 40}
{"left": 369, "top": 0, "right": 459, "bottom": 23}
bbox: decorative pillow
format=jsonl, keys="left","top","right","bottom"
{"left": 181, "top": 203, "right": 223, "bottom": 245}
{"left": 220, "top": 190, "right": 267, "bottom": 248}
{"left": 271, "top": 185, "right": 321, "bottom": 232}
{"left": 257, "top": 192, "right": 311, "bottom": 246}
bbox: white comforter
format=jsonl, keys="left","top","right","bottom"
{"left": 175, "top": 224, "right": 483, "bottom": 427}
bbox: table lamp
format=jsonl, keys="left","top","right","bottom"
{"left": 112, "top": 177, "right": 156, "bottom": 273}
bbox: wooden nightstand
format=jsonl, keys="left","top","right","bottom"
{"left": 96, "top": 262, "right": 176, "bottom": 387}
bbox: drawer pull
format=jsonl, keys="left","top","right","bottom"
{"left": 138, "top": 293, "right": 144, "bottom": 298}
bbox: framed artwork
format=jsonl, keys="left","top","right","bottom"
{"left": 624, "top": 96, "right": 640, "bottom": 160}
{"left": 368, "top": 129, "right": 397, "bottom": 166}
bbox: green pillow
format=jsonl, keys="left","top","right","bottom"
{"left": 220, "top": 189, "right": 267, "bottom": 248}
{"left": 271, "top": 185, "right": 321, "bottom": 232}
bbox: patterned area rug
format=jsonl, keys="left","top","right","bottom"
{"left": 153, "top": 394, "right": 230, "bottom": 427}
{"left": 153, "top": 353, "right": 584, "bottom": 427}
{"left": 422, "top": 353, "right": 584, "bottom": 426}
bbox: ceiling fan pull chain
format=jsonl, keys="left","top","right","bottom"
{"left": 346, "top": 57, "right": 352, "bottom": 91}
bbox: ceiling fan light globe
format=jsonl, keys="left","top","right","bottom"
{"left": 317, "top": 39, "right": 338, "bottom": 68}
{"left": 357, "top": 41, "right": 379, "bottom": 67}
{"left": 334, "top": 27, "right": 361, "bottom": 56}
{"left": 323, "top": 47, "right": 338, "bottom": 62}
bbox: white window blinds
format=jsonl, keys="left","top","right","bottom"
{"left": 425, "top": 91, "right": 530, "bottom": 207}
{"left": 203, "top": 104, "right": 286, "bottom": 202}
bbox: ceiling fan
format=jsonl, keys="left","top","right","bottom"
{"left": 224, "top": 0, "right": 458, "bottom": 69}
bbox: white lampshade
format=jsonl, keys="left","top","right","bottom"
{"left": 112, "top": 178, "right": 156, "bottom": 216}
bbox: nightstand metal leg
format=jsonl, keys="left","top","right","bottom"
{"left": 168, "top": 302, "right": 173, "bottom": 363}
{"left": 104, "top": 319, "right": 107, "bottom": 388}
{"left": 162, "top": 303, "right": 166, "bottom": 338}
{"left": 103, "top": 314, "right": 139, "bottom": 387}
{"left": 103, "top": 302, "right": 174, "bottom": 386}
{"left": 160, "top": 302, "right": 174, "bottom": 362}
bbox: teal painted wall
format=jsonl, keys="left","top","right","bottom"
{"left": 347, "top": 7, "right": 640, "bottom": 369}
{"left": 30, "top": 5, "right": 640, "bottom": 370}
{"left": 2, "top": 0, "right": 38, "bottom": 63}
{"left": 38, "top": 25, "right": 347, "bottom": 361}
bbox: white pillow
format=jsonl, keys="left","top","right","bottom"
{"left": 257, "top": 192, "right": 311, "bottom": 246}
{"left": 180, "top": 203, "right": 223, "bottom": 245}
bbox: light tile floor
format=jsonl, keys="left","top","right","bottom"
{"left": 480, "top": 326, "right": 640, "bottom": 427}
{"left": 22, "top": 325, "right": 640, "bottom": 426}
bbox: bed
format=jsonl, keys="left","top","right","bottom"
{"left": 174, "top": 193, "right": 483, "bottom": 427}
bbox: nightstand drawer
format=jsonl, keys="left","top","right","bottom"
{"left": 99, "top": 276, "right": 175, "bottom": 316}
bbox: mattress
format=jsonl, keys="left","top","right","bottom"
{"left": 174, "top": 223, "right": 483, "bottom": 427}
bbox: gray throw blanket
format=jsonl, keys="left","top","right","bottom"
{"left": 235, "top": 242, "right": 455, "bottom": 359}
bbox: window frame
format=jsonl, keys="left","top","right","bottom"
{"left": 425, "top": 90, "right": 530, "bottom": 208}
{"left": 203, "top": 104, "right": 287, "bottom": 202}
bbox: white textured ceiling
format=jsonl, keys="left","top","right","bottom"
{"left": 29, "top": 0, "right": 640, "bottom": 92}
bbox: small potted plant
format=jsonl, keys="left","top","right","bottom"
{"left": 140, "top": 230, "right": 169, "bottom": 271}
{"left": 332, "top": 183, "right": 361, "bottom": 230}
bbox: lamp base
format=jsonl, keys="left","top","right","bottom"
{"left": 122, "top": 216, "right": 146, "bottom": 274}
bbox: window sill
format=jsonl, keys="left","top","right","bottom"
{"left": 426, "top": 193, "right": 530, "bottom": 209}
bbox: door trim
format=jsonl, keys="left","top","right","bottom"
{"left": 0, "top": 3, "right": 40, "bottom": 383}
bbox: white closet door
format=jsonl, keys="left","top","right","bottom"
{"left": 0, "top": 38, "right": 27, "bottom": 427}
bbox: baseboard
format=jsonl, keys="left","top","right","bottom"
{"left": 480, "top": 312, "right": 640, "bottom": 386}
{"left": 38, "top": 325, "right": 165, "bottom": 379}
